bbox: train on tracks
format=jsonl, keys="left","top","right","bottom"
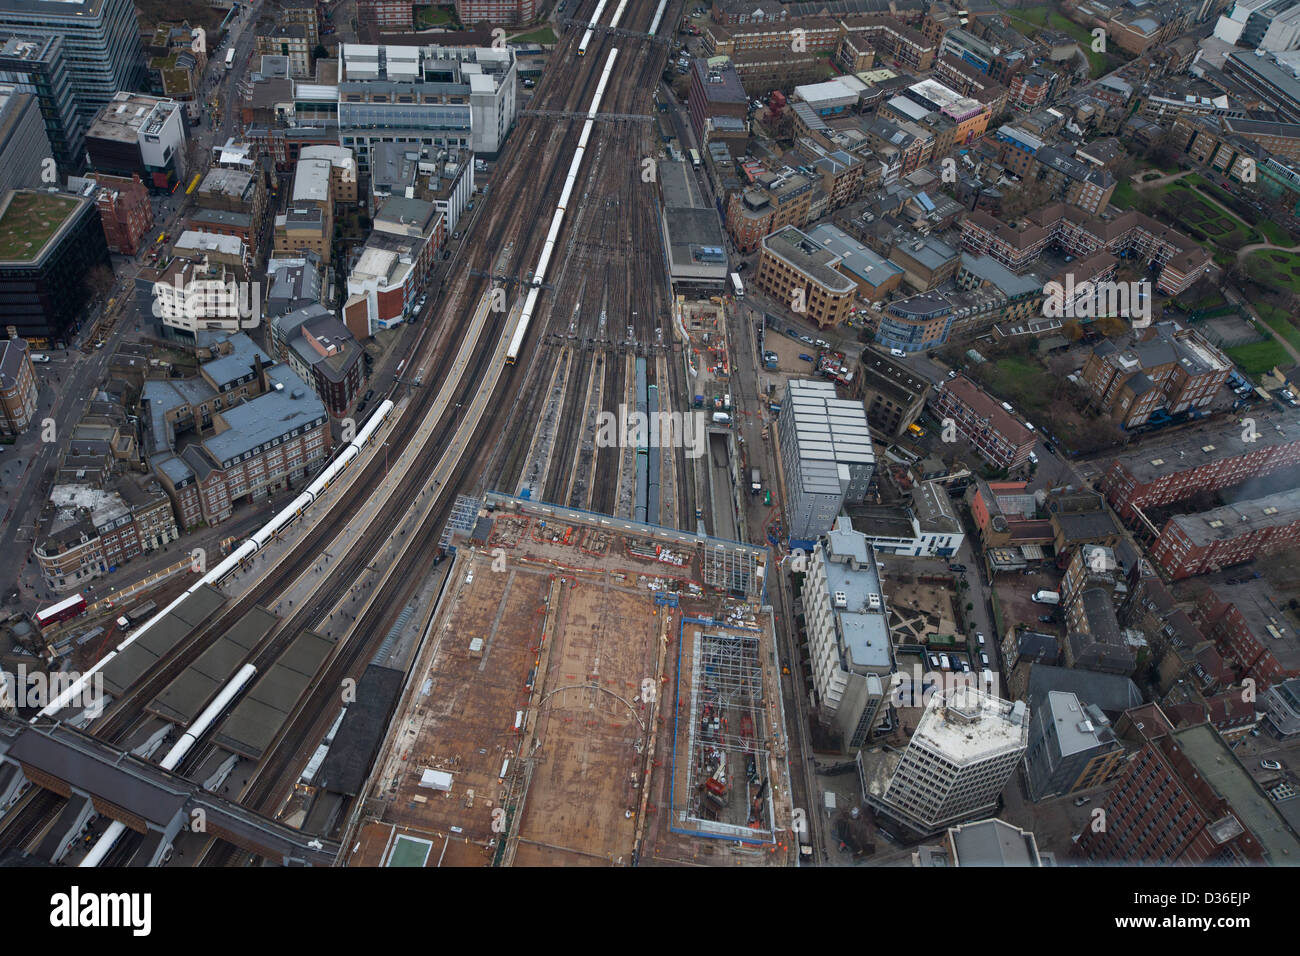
{"left": 38, "top": 401, "right": 395, "bottom": 720}
{"left": 507, "top": 47, "right": 621, "bottom": 365}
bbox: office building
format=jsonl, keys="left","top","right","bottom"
{"left": 0, "top": 0, "right": 146, "bottom": 123}
{"left": 1023, "top": 691, "right": 1126, "bottom": 801}
{"left": 913, "top": 818, "right": 1049, "bottom": 866}
{"left": 337, "top": 44, "right": 517, "bottom": 166}
{"left": 866, "top": 685, "right": 1029, "bottom": 836}
{"left": 805, "top": 517, "right": 895, "bottom": 751}
{"left": 776, "top": 379, "right": 875, "bottom": 547}
{"left": 0, "top": 187, "right": 110, "bottom": 344}
{"left": 0, "top": 84, "right": 49, "bottom": 195}
{"left": 854, "top": 350, "right": 930, "bottom": 438}
{"left": 84, "top": 92, "right": 188, "bottom": 192}
{"left": 0, "top": 33, "right": 85, "bottom": 173}
{"left": 342, "top": 196, "right": 443, "bottom": 338}
{"left": 755, "top": 226, "right": 857, "bottom": 329}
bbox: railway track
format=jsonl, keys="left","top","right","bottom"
{"left": 3, "top": 0, "right": 686, "bottom": 867}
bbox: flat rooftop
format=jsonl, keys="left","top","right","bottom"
{"left": 0, "top": 190, "right": 79, "bottom": 263}
{"left": 1108, "top": 407, "right": 1300, "bottom": 483}
{"left": 911, "top": 686, "right": 1029, "bottom": 763}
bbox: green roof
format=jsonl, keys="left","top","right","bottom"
{"left": 0, "top": 191, "right": 79, "bottom": 263}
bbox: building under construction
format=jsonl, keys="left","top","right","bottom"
{"left": 339, "top": 494, "right": 797, "bottom": 866}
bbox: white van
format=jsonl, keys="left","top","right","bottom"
{"left": 31, "top": 353, "right": 51, "bottom": 363}
{"left": 939, "top": 654, "right": 950, "bottom": 671}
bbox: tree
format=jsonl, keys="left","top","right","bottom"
{"left": 83, "top": 264, "right": 115, "bottom": 302}
{"left": 1062, "top": 320, "right": 1085, "bottom": 342}
{"left": 1219, "top": 229, "right": 1248, "bottom": 254}
{"left": 1001, "top": 178, "right": 1052, "bottom": 219}
{"left": 1094, "top": 314, "right": 1129, "bottom": 338}
{"left": 313, "top": 44, "right": 328, "bottom": 60}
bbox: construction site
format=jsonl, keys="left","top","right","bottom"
{"left": 342, "top": 494, "right": 799, "bottom": 867}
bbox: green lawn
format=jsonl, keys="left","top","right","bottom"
{"left": 1244, "top": 249, "right": 1300, "bottom": 294}
{"left": 1226, "top": 339, "right": 1291, "bottom": 377}
{"left": 1259, "top": 218, "right": 1296, "bottom": 246}
{"left": 414, "top": 5, "right": 456, "bottom": 27}
{"left": 1164, "top": 181, "right": 1262, "bottom": 248}
{"left": 1111, "top": 178, "right": 1138, "bottom": 210}
{"left": 1004, "top": 6, "right": 1108, "bottom": 75}
{"left": 511, "top": 26, "right": 558, "bottom": 44}
{"left": 977, "top": 355, "right": 1054, "bottom": 414}
{"left": 1257, "top": 303, "right": 1300, "bottom": 351}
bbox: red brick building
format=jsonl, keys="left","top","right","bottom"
{"left": 1100, "top": 408, "right": 1300, "bottom": 526}
{"left": 72, "top": 173, "right": 154, "bottom": 256}
{"left": 1195, "top": 583, "right": 1300, "bottom": 693}
{"left": 1149, "top": 487, "right": 1300, "bottom": 580}
{"left": 1073, "top": 705, "right": 1297, "bottom": 864}
{"left": 927, "top": 374, "right": 1036, "bottom": 470}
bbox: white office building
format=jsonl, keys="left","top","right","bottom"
{"left": 874, "top": 686, "right": 1029, "bottom": 834}
{"left": 337, "top": 44, "right": 517, "bottom": 168}
{"left": 806, "top": 516, "right": 895, "bottom": 750}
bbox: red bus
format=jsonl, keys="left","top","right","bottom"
{"left": 35, "top": 593, "right": 88, "bottom": 630}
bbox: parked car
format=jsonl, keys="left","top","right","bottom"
{"left": 948, "top": 563, "right": 966, "bottom": 573}
{"left": 1262, "top": 759, "right": 1283, "bottom": 771}
{"left": 1038, "top": 615, "right": 1054, "bottom": 624}
{"left": 364, "top": 389, "right": 375, "bottom": 403}
{"left": 1073, "top": 796, "right": 1090, "bottom": 807}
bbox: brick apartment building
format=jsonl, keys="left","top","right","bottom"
{"left": 1099, "top": 408, "right": 1300, "bottom": 526}
{"left": 141, "top": 335, "right": 332, "bottom": 529}
{"left": 1149, "top": 486, "right": 1300, "bottom": 580}
{"left": 927, "top": 374, "right": 1036, "bottom": 469}
{"left": 1195, "top": 581, "right": 1300, "bottom": 692}
{"left": 1080, "top": 322, "right": 1232, "bottom": 429}
{"left": 959, "top": 203, "right": 1213, "bottom": 296}
{"left": 1073, "top": 705, "right": 1299, "bottom": 864}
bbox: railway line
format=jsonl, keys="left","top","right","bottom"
{"left": 1, "top": 0, "right": 689, "bottom": 866}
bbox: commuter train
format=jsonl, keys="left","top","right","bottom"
{"left": 507, "top": 48, "right": 620, "bottom": 366}
{"left": 38, "top": 400, "right": 396, "bottom": 720}
{"left": 577, "top": 0, "right": 608, "bottom": 55}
